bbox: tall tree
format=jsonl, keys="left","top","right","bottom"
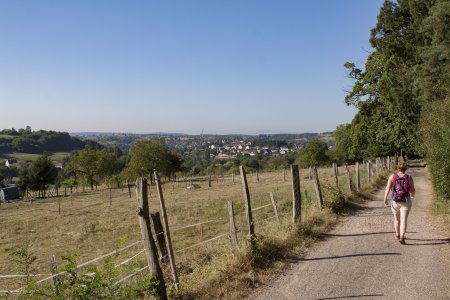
{"left": 339, "top": 0, "right": 449, "bottom": 202}
{"left": 344, "top": 0, "right": 433, "bottom": 157}
{"left": 295, "top": 140, "right": 330, "bottom": 168}
{"left": 415, "top": 0, "right": 450, "bottom": 200}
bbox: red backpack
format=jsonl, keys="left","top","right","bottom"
{"left": 391, "top": 173, "right": 410, "bottom": 202}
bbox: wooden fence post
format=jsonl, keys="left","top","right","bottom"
{"left": 109, "top": 188, "right": 112, "bottom": 206}
{"left": 283, "top": 168, "right": 286, "bottom": 182}
{"left": 269, "top": 192, "right": 280, "bottom": 224}
{"left": 232, "top": 173, "right": 235, "bottom": 184}
{"left": 367, "top": 161, "right": 372, "bottom": 183}
{"left": 256, "top": 170, "right": 259, "bottom": 183}
{"left": 154, "top": 171, "right": 179, "bottom": 290}
{"left": 355, "top": 162, "right": 360, "bottom": 192}
{"left": 239, "top": 166, "right": 255, "bottom": 249}
{"left": 345, "top": 165, "right": 352, "bottom": 193}
{"left": 127, "top": 183, "right": 132, "bottom": 198}
{"left": 376, "top": 158, "right": 381, "bottom": 175}
{"left": 48, "top": 255, "right": 60, "bottom": 296}
{"left": 311, "top": 167, "right": 323, "bottom": 211}
{"left": 227, "top": 201, "right": 238, "bottom": 246}
{"left": 290, "top": 164, "right": 301, "bottom": 223}
{"left": 58, "top": 196, "right": 61, "bottom": 215}
{"left": 150, "top": 212, "right": 168, "bottom": 262}
{"left": 208, "top": 175, "right": 212, "bottom": 188}
{"left": 136, "top": 177, "right": 167, "bottom": 299}
{"left": 333, "top": 162, "right": 339, "bottom": 186}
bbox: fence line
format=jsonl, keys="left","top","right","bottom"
{"left": 172, "top": 220, "right": 217, "bottom": 232}
{"left": 0, "top": 274, "right": 45, "bottom": 279}
{"left": 251, "top": 203, "right": 272, "bottom": 212}
{"left": 28, "top": 240, "right": 143, "bottom": 287}
{"left": 1, "top": 158, "right": 394, "bottom": 294}
{"left": 113, "top": 249, "right": 145, "bottom": 268}
{"left": 76, "top": 240, "right": 143, "bottom": 269}
{"left": 175, "top": 233, "right": 228, "bottom": 254}
{"left": 254, "top": 214, "right": 278, "bottom": 225}
{"left": 0, "top": 246, "right": 146, "bottom": 294}
{"left": 112, "top": 265, "right": 149, "bottom": 287}
{"left": 61, "top": 201, "right": 105, "bottom": 213}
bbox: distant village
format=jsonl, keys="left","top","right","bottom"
{"left": 206, "top": 141, "right": 302, "bottom": 161}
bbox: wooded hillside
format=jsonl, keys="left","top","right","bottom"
{"left": 0, "top": 127, "right": 101, "bottom": 155}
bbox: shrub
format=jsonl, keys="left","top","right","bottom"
{"left": 322, "top": 184, "right": 346, "bottom": 214}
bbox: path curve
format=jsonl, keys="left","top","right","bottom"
{"left": 249, "top": 167, "right": 449, "bottom": 300}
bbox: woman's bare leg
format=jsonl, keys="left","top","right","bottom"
{"left": 400, "top": 208, "right": 410, "bottom": 239}
{"left": 394, "top": 210, "right": 400, "bottom": 238}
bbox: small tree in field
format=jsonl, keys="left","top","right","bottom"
{"left": 65, "top": 149, "right": 121, "bottom": 190}
{"left": 18, "top": 155, "right": 58, "bottom": 197}
{"left": 122, "top": 139, "right": 182, "bottom": 181}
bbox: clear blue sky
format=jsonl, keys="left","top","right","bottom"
{"left": 0, "top": 0, "right": 383, "bottom": 135}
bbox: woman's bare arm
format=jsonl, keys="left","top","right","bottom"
{"left": 383, "top": 174, "right": 394, "bottom": 206}
{"left": 409, "top": 176, "right": 415, "bottom": 198}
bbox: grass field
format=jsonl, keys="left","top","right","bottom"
{"left": 0, "top": 135, "right": 14, "bottom": 139}
{"left": 2, "top": 152, "right": 70, "bottom": 164}
{"left": 0, "top": 165, "right": 373, "bottom": 297}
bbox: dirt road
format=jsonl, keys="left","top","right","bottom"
{"left": 249, "top": 167, "right": 449, "bottom": 300}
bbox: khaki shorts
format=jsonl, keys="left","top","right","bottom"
{"left": 391, "top": 198, "right": 412, "bottom": 213}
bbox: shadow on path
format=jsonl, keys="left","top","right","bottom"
{"left": 320, "top": 231, "right": 397, "bottom": 238}
{"left": 353, "top": 213, "right": 392, "bottom": 217}
{"left": 288, "top": 252, "right": 401, "bottom": 262}
{"left": 317, "top": 295, "right": 384, "bottom": 300}
{"left": 404, "top": 238, "right": 450, "bottom": 246}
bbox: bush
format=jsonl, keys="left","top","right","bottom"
{"left": 322, "top": 184, "right": 346, "bottom": 214}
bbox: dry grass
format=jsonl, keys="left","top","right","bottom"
{"left": 0, "top": 165, "right": 376, "bottom": 297}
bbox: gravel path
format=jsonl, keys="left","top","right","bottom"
{"left": 249, "top": 167, "right": 449, "bottom": 300}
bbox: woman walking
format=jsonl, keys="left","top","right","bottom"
{"left": 383, "top": 162, "right": 415, "bottom": 244}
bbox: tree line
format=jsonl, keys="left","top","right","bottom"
{"left": 0, "top": 127, "right": 101, "bottom": 154}
{"left": 333, "top": 0, "right": 449, "bottom": 201}
{"left": 16, "top": 139, "right": 183, "bottom": 196}
{"left": 13, "top": 137, "right": 338, "bottom": 196}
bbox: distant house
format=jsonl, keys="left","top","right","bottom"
{"left": 0, "top": 184, "right": 20, "bottom": 202}
{"left": 280, "top": 147, "right": 290, "bottom": 155}
{"left": 5, "top": 159, "right": 17, "bottom": 168}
